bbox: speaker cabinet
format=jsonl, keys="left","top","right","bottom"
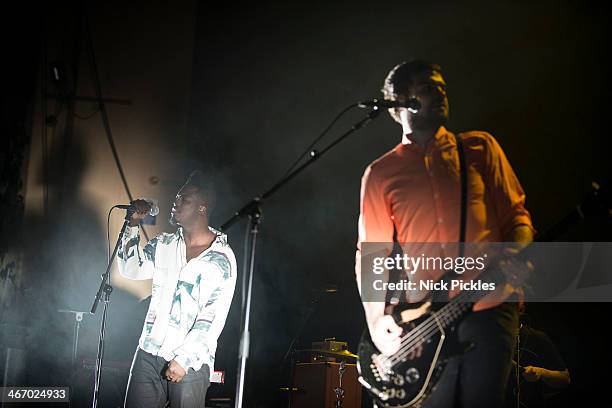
{"left": 291, "top": 362, "right": 362, "bottom": 408}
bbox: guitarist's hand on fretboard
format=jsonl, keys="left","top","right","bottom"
{"left": 473, "top": 248, "right": 533, "bottom": 311}
{"left": 472, "top": 282, "right": 516, "bottom": 311}
{"left": 522, "top": 366, "right": 544, "bottom": 382}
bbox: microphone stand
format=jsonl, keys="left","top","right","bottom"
{"left": 222, "top": 107, "right": 382, "bottom": 407}
{"left": 89, "top": 207, "right": 135, "bottom": 408}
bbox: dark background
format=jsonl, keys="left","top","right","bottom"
{"left": 2, "top": 0, "right": 611, "bottom": 406}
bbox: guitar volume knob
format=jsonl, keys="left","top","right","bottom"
{"left": 393, "top": 375, "right": 405, "bottom": 386}
{"left": 405, "top": 367, "right": 420, "bottom": 384}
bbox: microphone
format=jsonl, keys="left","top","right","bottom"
{"left": 357, "top": 98, "right": 421, "bottom": 113}
{"left": 116, "top": 199, "right": 160, "bottom": 217}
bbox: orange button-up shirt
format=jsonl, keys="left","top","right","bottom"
{"left": 356, "top": 126, "right": 534, "bottom": 295}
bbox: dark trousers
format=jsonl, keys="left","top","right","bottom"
{"left": 422, "top": 302, "right": 519, "bottom": 408}
{"left": 124, "top": 348, "right": 210, "bottom": 408}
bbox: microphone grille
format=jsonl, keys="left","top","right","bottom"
{"left": 144, "top": 198, "right": 160, "bottom": 217}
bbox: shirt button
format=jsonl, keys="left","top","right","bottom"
{"left": 438, "top": 218, "right": 444, "bottom": 224}
{"left": 441, "top": 243, "right": 447, "bottom": 249}
{"left": 433, "top": 192, "right": 440, "bottom": 199}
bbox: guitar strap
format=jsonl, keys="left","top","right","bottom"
{"left": 435, "top": 134, "right": 467, "bottom": 303}
{"left": 392, "top": 133, "right": 468, "bottom": 307}
{"left": 456, "top": 133, "right": 467, "bottom": 254}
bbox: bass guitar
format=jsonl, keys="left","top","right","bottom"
{"left": 356, "top": 180, "right": 610, "bottom": 407}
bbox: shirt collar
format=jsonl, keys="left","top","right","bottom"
{"left": 177, "top": 226, "right": 227, "bottom": 248}
{"left": 397, "top": 126, "right": 453, "bottom": 153}
{"left": 209, "top": 226, "right": 227, "bottom": 246}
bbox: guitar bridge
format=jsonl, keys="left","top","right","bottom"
{"left": 371, "top": 353, "right": 393, "bottom": 382}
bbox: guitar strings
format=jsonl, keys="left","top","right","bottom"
{"left": 380, "top": 302, "right": 457, "bottom": 366}
{"left": 387, "top": 299, "right": 474, "bottom": 366}
{"left": 381, "top": 290, "right": 474, "bottom": 366}
{"left": 388, "top": 269, "right": 516, "bottom": 363}
{"left": 382, "top": 300, "right": 463, "bottom": 366}
{"left": 389, "top": 290, "right": 473, "bottom": 363}
{"left": 377, "top": 269, "right": 511, "bottom": 367}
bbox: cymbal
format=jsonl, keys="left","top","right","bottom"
{"left": 296, "top": 349, "right": 357, "bottom": 359}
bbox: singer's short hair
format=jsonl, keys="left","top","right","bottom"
{"left": 382, "top": 60, "right": 443, "bottom": 100}
{"left": 183, "top": 170, "right": 216, "bottom": 213}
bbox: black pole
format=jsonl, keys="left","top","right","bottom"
{"left": 89, "top": 208, "right": 134, "bottom": 408}
{"left": 234, "top": 206, "right": 261, "bottom": 407}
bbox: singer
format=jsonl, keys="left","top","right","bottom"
{"left": 118, "top": 170, "right": 236, "bottom": 408}
{"left": 355, "top": 60, "right": 535, "bottom": 407}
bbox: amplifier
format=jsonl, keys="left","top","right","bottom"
{"left": 291, "top": 362, "right": 362, "bottom": 408}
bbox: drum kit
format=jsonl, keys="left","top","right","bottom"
{"left": 297, "top": 347, "right": 358, "bottom": 362}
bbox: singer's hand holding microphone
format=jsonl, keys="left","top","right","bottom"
{"left": 116, "top": 199, "right": 159, "bottom": 226}
{"left": 127, "top": 200, "right": 150, "bottom": 226}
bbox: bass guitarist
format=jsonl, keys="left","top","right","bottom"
{"left": 355, "top": 60, "right": 535, "bottom": 407}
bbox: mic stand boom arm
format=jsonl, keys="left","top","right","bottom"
{"left": 221, "top": 107, "right": 382, "bottom": 407}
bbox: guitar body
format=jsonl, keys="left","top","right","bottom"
{"left": 357, "top": 304, "right": 471, "bottom": 407}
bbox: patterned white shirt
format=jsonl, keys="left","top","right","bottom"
{"left": 118, "top": 225, "right": 236, "bottom": 372}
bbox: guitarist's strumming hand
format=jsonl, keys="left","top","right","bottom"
{"left": 370, "top": 315, "right": 403, "bottom": 355}
{"left": 370, "top": 301, "right": 431, "bottom": 356}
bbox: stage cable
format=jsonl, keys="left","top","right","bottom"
{"left": 40, "top": 19, "right": 48, "bottom": 216}
{"left": 83, "top": 8, "right": 149, "bottom": 241}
